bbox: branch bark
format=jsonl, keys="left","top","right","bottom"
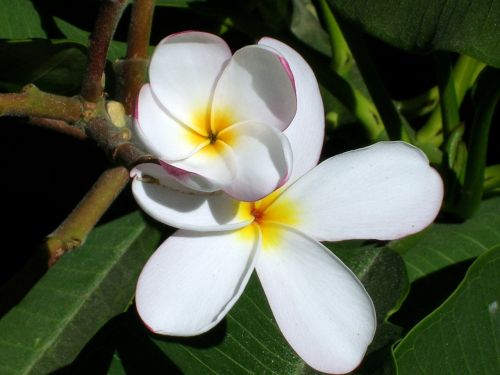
{"left": 81, "top": 0, "right": 129, "bottom": 102}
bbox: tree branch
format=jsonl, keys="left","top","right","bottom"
{"left": 0, "top": 85, "right": 85, "bottom": 122}
{"left": 81, "top": 0, "right": 129, "bottom": 102}
{"left": 45, "top": 166, "right": 130, "bottom": 266}
{"left": 118, "top": 0, "right": 155, "bottom": 114}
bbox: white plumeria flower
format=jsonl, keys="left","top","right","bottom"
{"left": 132, "top": 141, "right": 443, "bottom": 374}
{"left": 135, "top": 31, "right": 300, "bottom": 201}
{"left": 132, "top": 39, "right": 444, "bottom": 373}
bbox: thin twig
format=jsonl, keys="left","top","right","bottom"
{"left": 81, "top": 0, "right": 129, "bottom": 102}
{"left": 45, "top": 166, "right": 130, "bottom": 266}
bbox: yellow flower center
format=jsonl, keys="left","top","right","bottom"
{"left": 238, "top": 189, "right": 299, "bottom": 251}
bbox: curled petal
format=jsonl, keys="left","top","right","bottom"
{"left": 211, "top": 45, "right": 296, "bottom": 133}
{"left": 275, "top": 141, "right": 444, "bottom": 241}
{"left": 131, "top": 163, "right": 253, "bottom": 231}
{"left": 136, "top": 227, "right": 260, "bottom": 335}
{"left": 220, "top": 121, "right": 292, "bottom": 201}
{"left": 259, "top": 37, "right": 325, "bottom": 184}
{"left": 149, "top": 31, "right": 232, "bottom": 134}
{"left": 134, "top": 85, "right": 205, "bottom": 160}
{"left": 165, "top": 141, "right": 236, "bottom": 192}
{"left": 256, "top": 224, "right": 376, "bottom": 374}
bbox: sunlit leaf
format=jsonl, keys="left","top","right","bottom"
{"left": 389, "top": 197, "right": 500, "bottom": 282}
{"left": 393, "top": 245, "right": 500, "bottom": 374}
{"left": 327, "top": 0, "right": 500, "bottom": 67}
{"left": 0, "top": 212, "right": 161, "bottom": 374}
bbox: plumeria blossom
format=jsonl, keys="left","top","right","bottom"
{"left": 132, "top": 38, "right": 444, "bottom": 373}
{"left": 135, "top": 31, "right": 301, "bottom": 201}
{"left": 132, "top": 141, "right": 443, "bottom": 374}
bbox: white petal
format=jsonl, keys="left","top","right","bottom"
{"left": 219, "top": 121, "right": 292, "bottom": 201}
{"left": 149, "top": 31, "right": 232, "bottom": 134}
{"left": 275, "top": 141, "right": 444, "bottom": 241}
{"left": 259, "top": 38, "right": 325, "bottom": 184}
{"left": 256, "top": 224, "right": 376, "bottom": 374}
{"left": 131, "top": 163, "right": 253, "bottom": 231}
{"left": 136, "top": 227, "right": 260, "bottom": 335}
{"left": 165, "top": 140, "right": 236, "bottom": 192}
{"left": 134, "top": 85, "right": 205, "bottom": 160}
{"left": 211, "top": 45, "right": 296, "bottom": 133}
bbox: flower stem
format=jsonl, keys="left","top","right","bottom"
{"left": 0, "top": 85, "right": 85, "bottom": 122}
{"left": 317, "top": 0, "right": 352, "bottom": 75}
{"left": 81, "top": 0, "right": 129, "bottom": 103}
{"left": 417, "top": 55, "right": 486, "bottom": 146}
{"left": 334, "top": 13, "right": 410, "bottom": 142}
{"left": 45, "top": 166, "right": 130, "bottom": 266}
{"left": 455, "top": 67, "right": 500, "bottom": 219}
{"left": 118, "top": 0, "right": 155, "bottom": 115}
{"left": 396, "top": 87, "right": 439, "bottom": 119}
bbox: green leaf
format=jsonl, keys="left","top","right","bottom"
{"left": 290, "top": 0, "right": 331, "bottom": 56}
{"left": 327, "top": 0, "right": 500, "bottom": 67}
{"left": 393, "top": 245, "right": 500, "bottom": 374}
{"left": 0, "top": 212, "right": 162, "bottom": 375}
{"left": 113, "top": 244, "right": 408, "bottom": 374}
{"left": 53, "top": 17, "right": 127, "bottom": 62}
{"left": 0, "top": 0, "right": 45, "bottom": 39}
{"left": 389, "top": 197, "right": 500, "bottom": 282}
{"left": 0, "top": 40, "right": 87, "bottom": 95}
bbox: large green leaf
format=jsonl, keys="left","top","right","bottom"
{"left": 393, "top": 244, "right": 500, "bottom": 374}
{"left": 0, "top": 40, "right": 87, "bottom": 94}
{"left": 0, "top": 0, "right": 45, "bottom": 39}
{"left": 155, "top": 0, "right": 207, "bottom": 7}
{"left": 53, "top": 17, "right": 127, "bottom": 62}
{"left": 327, "top": 0, "right": 500, "bottom": 67}
{"left": 389, "top": 196, "right": 500, "bottom": 282}
{"left": 0, "top": 212, "right": 162, "bottom": 374}
{"left": 106, "top": 244, "right": 407, "bottom": 373}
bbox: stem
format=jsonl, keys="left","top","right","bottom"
{"left": 456, "top": 68, "right": 500, "bottom": 219}
{"left": 81, "top": 0, "right": 129, "bottom": 102}
{"left": 0, "top": 85, "right": 84, "bottom": 122}
{"left": 335, "top": 13, "right": 409, "bottom": 141}
{"left": 396, "top": 86, "right": 439, "bottom": 119}
{"left": 45, "top": 166, "right": 130, "bottom": 266}
{"left": 324, "top": 70, "right": 385, "bottom": 140}
{"left": 317, "top": 0, "right": 352, "bottom": 75}
{"left": 118, "top": 0, "right": 155, "bottom": 115}
{"left": 86, "top": 116, "right": 152, "bottom": 167}
{"left": 417, "top": 55, "right": 486, "bottom": 145}
{"left": 28, "top": 117, "right": 88, "bottom": 140}
{"left": 435, "top": 51, "right": 460, "bottom": 158}
{"left": 484, "top": 165, "right": 500, "bottom": 193}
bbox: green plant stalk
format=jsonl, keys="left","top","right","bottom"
{"left": 45, "top": 166, "right": 130, "bottom": 266}
{"left": 0, "top": 85, "right": 84, "bottom": 122}
{"left": 333, "top": 11, "right": 409, "bottom": 141}
{"left": 397, "top": 86, "right": 439, "bottom": 119}
{"left": 28, "top": 117, "right": 88, "bottom": 140}
{"left": 456, "top": 69, "right": 500, "bottom": 219}
{"left": 417, "top": 55, "right": 486, "bottom": 145}
{"left": 317, "top": 0, "right": 352, "bottom": 75}
{"left": 118, "top": 0, "right": 155, "bottom": 115}
{"left": 484, "top": 165, "right": 500, "bottom": 192}
{"left": 435, "top": 52, "right": 460, "bottom": 140}
{"left": 324, "top": 71, "right": 385, "bottom": 140}
{"left": 81, "top": 0, "right": 129, "bottom": 102}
